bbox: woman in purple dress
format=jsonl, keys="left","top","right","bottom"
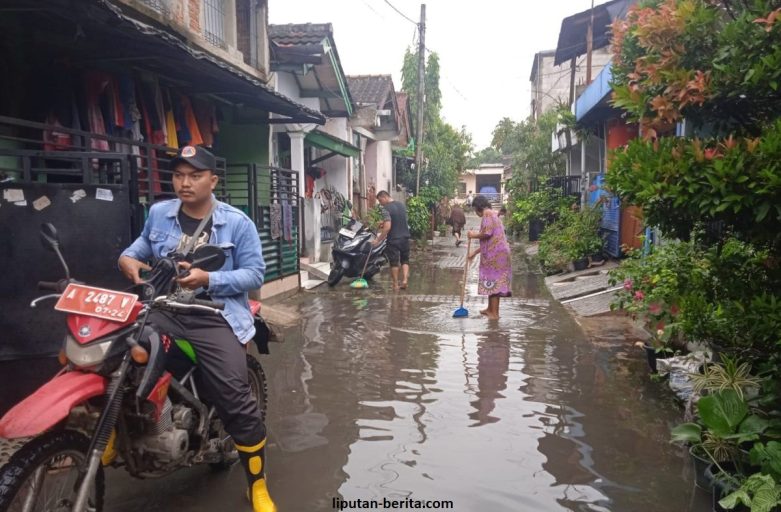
{"left": 467, "top": 195, "right": 512, "bottom": 319}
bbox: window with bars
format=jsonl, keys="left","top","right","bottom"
{"left": 203, "top": 0, "right": 227, "bottom": 49}
{"left": 138, "top": 0, "right": 168, "bottom": 14}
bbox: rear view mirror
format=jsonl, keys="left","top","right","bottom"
{"left": 190, "top": 245, "right": 225, "bottom": 272}
{"left": 40, "top": 223, "right": 60, "bottom": 251}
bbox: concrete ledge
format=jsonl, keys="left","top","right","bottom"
{"left": 301, "top": 261, "right": 331, "bottom": 281}
{"left": 260, "top": 275, "right": 300, "bottom": 302}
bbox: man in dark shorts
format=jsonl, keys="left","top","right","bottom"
{"left": 373, "top": 190, "right": 410, "bottom": 291}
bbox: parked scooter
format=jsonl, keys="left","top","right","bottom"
{"left": 0, "top": 224, "right": 272, "bottom": 512}
{"left": 327, "top": 220, "right": 387, "bottom": 286}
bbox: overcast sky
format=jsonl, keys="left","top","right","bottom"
{"left": 269, "top": 0, "right": 599, "bottom": 150}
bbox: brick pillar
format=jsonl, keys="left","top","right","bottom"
{"left": 189, "top": 0, "right": 201, "bottom": 33}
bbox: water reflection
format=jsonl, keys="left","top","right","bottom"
{"left": 468, "top": 334, "right": 510, "bottom": 427}
{"left": 260, "top": 245, "right": 711, "bottom": 512}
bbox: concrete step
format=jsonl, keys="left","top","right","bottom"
{"left": 302, "top": 278, "right": 326, "bottom": 290}
{"left": 300, "top": 261, "right": 331, "bottom": 281}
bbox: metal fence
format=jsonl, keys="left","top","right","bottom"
{"left": 0, "top": 115, "right": 298, "bottom": 282}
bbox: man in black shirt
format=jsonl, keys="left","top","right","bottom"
{"left": 373, "top": 190, "right": 410, "bottom": 291}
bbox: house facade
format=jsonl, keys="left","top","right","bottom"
{"left": 347, "top": 75, "right": 404, "bottom": 210}
{"left": 268, "top": 23, "right": 358, "bottom": 264}
{"left": 458, "top": 164, "right": 507, "bottom": 203}
{"left": 0, "top": 0, "right": 325, "bottom": 358}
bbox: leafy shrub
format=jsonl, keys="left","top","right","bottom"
{"left": 510, "top": 188, "right": 573, "bottom": 233}
{"left": 406, "top": 197, "right": 431, "bottom": 240}
{"left": 537, "top": 207, "right": 604, "bottom": 272}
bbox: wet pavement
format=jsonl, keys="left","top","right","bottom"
{"left": 101, "top": 219, "right": 709, "bottom": 511}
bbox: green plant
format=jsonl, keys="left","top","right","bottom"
{"left": 690, "top": 356, "right": 763, "bottom": 401}
{"left": 406, "top": 196, "right": 431, "bottom": 240}
{"left": 719, "top": 473, "right": 781, "bottom": 512}
{"left": 671, "top": 389, "right": 768, "bottom": 465}
{"left": 510, "top": 187, "right": 572, "bottom": 232}
{"left": 362, "top": 205, "right": 384, "bottom": 231}
{"left": 536, "top": 207, "right": 604, "bottom": 270}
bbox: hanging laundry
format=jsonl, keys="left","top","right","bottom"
{"left": 109, "top": 76, "right": 124, "bottom": 130}
{"left": 84, "top": 71, "right": 110, "bottom": 151}
{"left": 118, "top": 74, "right": 136, "bottom": 131}
{"left": 165, "top": 110, "right": 179, "bottom": 150}
{"left": 282, "top": 200, "right": 293, "bottom": 243}
{"left": 172, "top": 91, "right": 191, "bottom": 145}
{"left": 270, "top": 203, "right": 282, "bottom": 240}
{"left": 193, "top": 99, "right": 218, "bottom": 147}
{"left": 138, "top": 77, "right": 166, "bottom": 146}
{"left": 180, "top": 95, "right": 203, "bottom": 146}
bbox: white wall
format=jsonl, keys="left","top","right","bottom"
{"left": 275, "top": 72, "right": 320, "bottom": 111}
{"left": 530, "top": 48, "right": 612, "bottom": 119}
{"left": 375, "top": 141, "right": 392, "bottom": 193}
{"left": 314, "top": 117, "right": 352, "bottom": 200}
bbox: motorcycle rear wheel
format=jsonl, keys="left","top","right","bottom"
{"left": 0, "top": 430, "right": 104, "bottom": 512}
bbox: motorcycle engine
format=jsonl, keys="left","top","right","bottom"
{"left": 132, "top": 398, "right": 190, "bottom": 463}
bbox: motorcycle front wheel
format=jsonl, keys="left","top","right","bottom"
{"left": 327, "top": 268, "right": 344, "bottom": 287}
{"left": 0, "top": 430, "right": 104, "bottom": 512}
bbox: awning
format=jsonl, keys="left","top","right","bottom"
{"left": 576, "top": 63, "right": 619, "bottom": 125}
{"left": 554, "top": 0, "right": 636, "bottom": 65}
{"left": 305, "top": 131, "right": 360, "bottom": 158}
{"left": 3, "top": 0, "right": 325, "bottom": 125}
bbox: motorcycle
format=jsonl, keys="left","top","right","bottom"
{"left": 0, "top": 224, "right": 272, "bottom": 512}
{"left": 327, "top": 220, "right": 387, "bottom": 286}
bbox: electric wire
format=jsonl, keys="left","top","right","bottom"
{"left": 381, "top": 0, "right": 419, "bottom": 25}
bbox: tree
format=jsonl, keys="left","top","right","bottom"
{"left": 467, "top": 147, "right": 503, "bottom": 168}
{"left": 399, "top": 47, "right": 472, "bottom": 196}
{"left": 492, "top": 110, "right": 566, "bottom": 200}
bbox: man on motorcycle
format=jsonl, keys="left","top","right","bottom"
{"left": 118, "top": 145, "right": 276, "bottom": 512}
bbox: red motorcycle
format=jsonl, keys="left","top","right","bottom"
{"left": 0, "top": 224, "right": 272, "bottom": 512}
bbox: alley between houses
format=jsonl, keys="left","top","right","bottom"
{"left": 102, "top": 226, "right": 712, "bottom": 512}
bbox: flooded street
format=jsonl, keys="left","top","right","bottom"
{"left": 103, "top": 226, "right": 711, "bottom": 512}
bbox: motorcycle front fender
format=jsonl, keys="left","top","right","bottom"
{"left": 0, "top": 371, "right": 107, "bottom": 438}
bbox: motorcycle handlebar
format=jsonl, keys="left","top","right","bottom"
{"left": 38, "top": 281, "right": 61, "bottom": 292}
{"left": 191, "top": 298, "right": 225, "bottom": 310}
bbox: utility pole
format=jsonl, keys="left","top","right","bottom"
{"left": 415, "top": 3, "right": 426, "bottom": 195}
{"left": 586, "top": 0, "right": 595, "bottom": 84}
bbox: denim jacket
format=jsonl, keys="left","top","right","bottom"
{"left": 121, "top": 197, "right": 265, "bottom": 343}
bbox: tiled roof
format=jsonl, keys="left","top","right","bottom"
{"left": 269, "top": 23, "right": 332, "bottom": 46}
{"left": 346, "top": 75, "right": 394, "bottom": 107}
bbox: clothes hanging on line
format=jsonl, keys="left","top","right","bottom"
{"left": 282, "top": 200, "right": 293, "bottom": 243}
{"left": 270, "top": 203, "right": 282, "bottom": 240}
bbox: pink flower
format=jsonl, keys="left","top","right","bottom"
{"left": 624, "top": 279, "right": 633, "bottom": 291}
{"left": 634, "top": 290, "right": 645, "bottom": 301}
{"left": 648, "top": 302, "right": 663, "bottom": 315}
{"left": 670, "top": 304, "right": 680, "bottom": 316}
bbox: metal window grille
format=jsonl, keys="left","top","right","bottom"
{"left": 139, "top": 0, "right": 168, "bottom": 14}
{"left": 203, "top": 0, "right": 227, "bottom": 49}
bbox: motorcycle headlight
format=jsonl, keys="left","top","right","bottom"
{"left": 65, "top": 335, "right": 116, "bottom": 368}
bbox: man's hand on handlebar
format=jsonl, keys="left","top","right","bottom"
{"left": 119, "top": 256, "right": 152, "bottom": 284}
{"left": 176, "top": 262, "right": 210, "bottom": 290}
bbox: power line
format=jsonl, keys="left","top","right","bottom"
{"left": 361, "top": 0, "right": 386, "bottom": 20}
{"left": 382, "top": 0, "right": 419, "bottom": 25}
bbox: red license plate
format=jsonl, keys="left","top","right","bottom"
{"left": 55, "top": 284, "right": 138, "bottom": 322}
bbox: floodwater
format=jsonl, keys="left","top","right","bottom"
{"left": 102, "top": 227, "right": 711, "bottom": 512}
